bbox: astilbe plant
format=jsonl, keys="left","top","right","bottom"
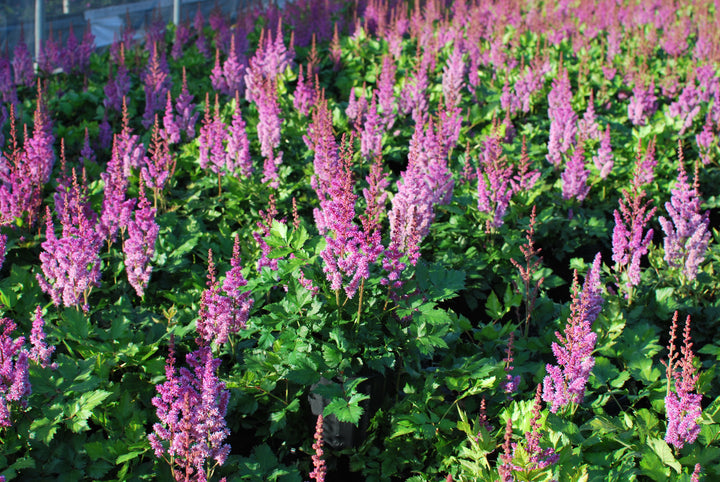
{"left": 100, "top": 135, "right": 136, "bottom": 246}
{"left": 611, "top": 168, "right": 656, "bottom": 300}
{"left": 29, "top": 306, "right": 55, "bottom": 369}
{"left": 503, "top": 384, "right": 559, "bottom": 477}
{"left": 695, "top": 114, "right": 715, "bottom": 165}
{"left": 123, "top": 177, "right": 159, "bottom": 298}
{"left": 658, "top": 146, "right": 710, "bottom": 284}
{"left": 176, "top": 67, "right": 199, "bottom": 140}
{"left": 255, "top": 78, "right": 283, "bottom": 188}
{"left": 253, "top": 195, "right": 283, "bottom": 272}
{"left": 543, "top": 253, "right": 603, "bottom": 413}
{"left": 162, "top": 92, "right": 181, "bottom": 145}
{"left": 316, "top": 135, "right": 372, "bottom": 300}
{"left": 104, "top": 43, "right": 131, "bottom": 114}
{"left": 593, "top": 124, "right": 613, "bottom": 179}
{"left": 37, "top": 169, "right": 103, "bottom": 312}
{"left": 0, "top": 317, "right": 30, "bottom": 428}
{"left": 663, "top": 312, "right": 702, "bottom": 450}
{"left": 628, "top": 78, "right": 657, "bottom": 126}
{"left": 142, "top": 42, "right": 172, "bottom": 129}
{"left": 502, "top": 332, "right": 520, "bottom": 397}
{"left": 510, "top": 205, "right": 544, "bottom": 337}
{"left": 561, "top": 142, "right": 590, "bottom": 203}
{"left": 11, "top": 37, "right": 33, "bottom": 88}
{"left": 149, "top": 338, "right": 230, "bottom": 482}
{"left": 227, "top": 92, "right": 252, "bottom": 178}
{"left": 142, "top": 116, "right": 176, "bottom": 208}
{"left": 309, "top": 414, "right": 326, "bottom": 482}
{"left": 476, "top": 131, "right": 513, "bottom": 229}
{"left": 197, "top": 243, "right": 253, "bottom": 347}
{"left": 546, "top": 63, "right": 577, "bottom": 167}
{"left": 118, "top": 98, "right": 148, "bottom": 177}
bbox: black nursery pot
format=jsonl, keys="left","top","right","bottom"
{"left": 308, "top": 371, "right": 390, "bottom": 450}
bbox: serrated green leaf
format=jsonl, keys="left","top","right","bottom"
{"left": 116, "top": 451, "right": 143, "bottom": 464}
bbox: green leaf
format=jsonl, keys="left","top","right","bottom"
{"left": 116, "top": 451, "right": 144, "bottom": 464}
{"left": 485, "top": 291, "right": 503, "bottom": 319}
{"left": 324, "top": 392, "right": 370, "bottom": 425}
{"left": 646, "top": 437, "right": 681, "bottom": 473}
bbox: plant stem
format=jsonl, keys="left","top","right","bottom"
{"left": 355, "top": 279, "right": 365, "bottom": 326}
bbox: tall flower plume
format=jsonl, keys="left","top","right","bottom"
{"left": 664, "top": 312, "right": 702, "bottom": 449}
{"left": 0, "top": 317, "right": 30, "bottom": 428}
{"left": 543, "top": 253, "right": 603, "bottom": 413}
{"left": 123, "top": 177, "right": 159, "bottom": 298}
{"left": 149, "top": 340, "right": 230, "bottom": 481}
{"left": 658, "top": 144, "right": 710, "bottom": 283}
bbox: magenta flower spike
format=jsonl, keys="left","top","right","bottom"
{"left": 503, "top": 332, "right": 520, "bottom": 397}
{"left": 442, "top": 44, "right": 466, "bottom": 112}
{"left": 176, "top": 67, "right": 199, "bottom": 140}
{"left": 561, "top": 143, "right": 590, "bottom": 203}
{"left": 611, "top": 172, "right": 656, "bottom": 295}
{"left": 123, "top": 177, "right": 159, "bottom": 298}
{"left": 578, "top": 90, "right": 601, "bottom": 142}
{"left": 227, "top": 92, "right": 252, "bottom": 178}
{"left": 477, "top": 131, "right": 512, "bottom": 229}
{"left": 542, "top": 253, "right": 603, "bottom": 413}
{"left": 142, "top": 42, "right": 171, "bottom": 129}
{"left": 149, "top": 341, "right": 230, "bottom": 481}
{"left": 197, "top": 246, "right": 252, "bottom": 346}
{"left": 293, "top": 65, "right": 314, "bottom": 116}
{"left": 118, "top": 98, "right": 148, "bottom": 177}
{"left": 255, "top": 78, "right": 283, "bottom": 188}
{"left": 0, "top": 317, "right": 30, "bottom": 428}
{"left": 317, "top": 136, "right": 371, "bottom": 298}
{"left": 142, "top": 117, "right": 175, "bottom": 206}
{"left": 377, "top": 54, "right": 397, "bottom": 129}
{"left": 593, "top": 124, "right": 613, "bottom": 179}
{"left": 38, "top": 178, "right": 103, "bottom": 312}
{"left": 171, "top": 20, "right": 190, "bottom": 60}
{"left": 664, "top": 312, "right": 702, "bottom": 449}
{"left": 658, "top": 146, "right": 710, "bottom": 283}
{"left": 161, "top": 91, "right": 181, "bottom": 145}
{"left": 100, "top": 135, "right": 135, "bottom": 246}
{"left": 695, "top": 114, "right": 715, "bottom": 165}
{"left": 360, "top": 92, "right": 383, "bottom": 160}
{"left": 546, "top": 64, "right": 577, "bottom": 167}
{"left": 628, "top": 78, "right": 657, "bottom": 127}
{"left": 11, "top": 36, "right": 33, "bottom": 88}
{"left": 29, "top": 306, "right": 55, "bottom": 369}
{"left": 310, "top": 415, "right": 326, "bottom": 482}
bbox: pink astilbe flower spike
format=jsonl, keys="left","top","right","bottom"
{"left": 477, "top": 131, "right": 513, "bottom": 229}
{"left": 38, "top": 170, "right": 103, "bottom": 312}
{"left": 162, "top": 91, "right": 181, "bottom": 145}
{"left": 100, "top": 135, "right": 136, "bottom": 246}
{"left": 309, "top": 414, "right": 326, "bottom": 482}
{"left": 695, "top": 114, "right": 715, "bottom": 166}
{"left": 0, "top": 317, "right": 30, "bottom": 428}
{"left": 628, "top": 78, "right": 657, "bottom": 127}
{"left": 143, "top": 116, "right": 176, "bottom": 205}
{"left": 543, "top": 254, "right": 603, "bottom": 413}
{"left": 561, "top": 142, "right": 590, "bottom": 202}
{"left": 293, "top": 66, "right": 314, "bottom": 116}
{"left": 635, "top": 136, "right": 657, "bottom": 186}
{"left": 503, "top": 332, "right": 520, "bottom": 397}
{"left": 317, "top": 135, "right": 372, "bottom": 298}
{"left": 593, "top": 124, "right": 613, "bottom": 179}
{"left": 11, "top": 36, "right": 33, "bottom": 88}
{"left": 255, "top": 78, "right": 283, "bottom": 188}
{"left": 377, "top": 54, "right": 397, "bottom": 130}
{"left": 228, "top": 92, "right": 252, "bottom": 178}
{"left": 663, "top": 312, "right": 702, "bottom": 449}
{"left": 29, "top": 306, "right": 55, "bottom": 369}
{"left": 612, "top": 167, "right": 656, "bottom": 293}
{"left": 149, "top": 339, "right": 230, "bottom": 481}
{"left": 175, "top": 67, "right": 199, "bottom": 140}
{"left": 658, "top": 145, "right": 710, "bottom": 283}
{"left": 546, "top": 63, "right": 577, "bottom": 167}
{"left": 142, "top": 42, "right": 171, "bottom": 129}
{"left": 511, "top": 384, "right": 559, "bottom": 473}
{"left": 118, "top": 98, "right": 148, "bottom": 177}
{"left": 197, "top": 245, "right": 252, "bottom": 346}
{"left": 578, "top": 90, "right": 601, "bottom": 142}
{"left": 123, "top": 177, "right": 159, "bottom": 298}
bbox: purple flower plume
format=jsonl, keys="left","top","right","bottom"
{"left": 561, "top": 143, "right": 590, "bottom": 202}
{"left": 658, "top": 148, "right": 710, "bottom": 282}
{"left": 29, "top": 306, "right": 55, "bottom": 369}
{"left": 123, "top": 178, "right": 159, "bottom": 298}
{"left": 593, "top": 124, "right": 613, "bottom": 179}
{"left": 664, "top": 312, "right": 702, "bottom": 449}
{"left": 542, "top": 254, "right": 603, "bottom": 413}
{"left": 176, "top": 67, "right": 199, "bottom": 140}
{"left": 0, "top": 317, "right": 30, "bottom": 427}
{"left": 149, "top": 340, "right": 230, "bottom": 480}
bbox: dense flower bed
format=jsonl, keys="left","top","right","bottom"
{"left": 0, "top": 0, "right": 719, "bottom": 480}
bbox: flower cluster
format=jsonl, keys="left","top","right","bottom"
{"left": 29, "top": 306, "right": 55, "bottom": 369}
{"left": 123, "top": 179, "right": 159, "bottom": 298}
{"left": 543, "top": 253, "right": 603, "bottom": 412}
{"left": 142, "top": 42, "right": 172, "bottom": 129}
{"left": 197, "top": 242, "right": 253, "bottom": 347}
{"left": 664, "top": 312, "right": 702, "bottom": 449}
{"left": 593, "top": 124, "right": 614, "bottom": 179}
{"left": 658, "top": 149, "right": 711, "bottom": 282}
{"left": 0, "top": 317, "right": 30, "bottom": 427}
{"left": 627, "top": 78, "right": 657, "bottom": 126}
{"left": 38, "top": 173, "right": 103, "bottom": 311}
{"left": 546, "top": 64, "right": 577, "bottom": 167}
{"left": 309, "top": 415, "right": 326, "bottom": 482}
{"left": 149, "top": 341, "right": 230, "bottom": 482}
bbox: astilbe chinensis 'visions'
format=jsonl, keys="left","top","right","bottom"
{"left": 12, "top": 37, "right": 33, "bottom": 88}
{"left": 149, "top": 339, "right": 230, "bottom": 482}
{"left": 197, "top": 243, "right": 253, "bottom": 347}
{"left": 123, "top": 178, "right": 159, "bottom": 298}
{"left": 255, "top": 78, "right": 283, "bottom": 188}
{"left": 0, "top": 318, "right": 30, "bottom": 428}
{"left": 176, "top": 67, "right": 199, "bottom": 140}
{"left": 695, "top": 114, "right": 715, "bottom": 165}
{"left": 228, "top": 92, "right": 252, "bottom": 178}
{"left": 38, "top": 167, "right": 103, "bottom": 312}
{"left": 29, "top": 306, "right": 55, "bottom": 369}
{"left": 611, "top": 170, "right": 656, "bottom": 294}
{"left": 317, "top": 136, "right": 373, "bottom": 299}
{"left": 118, "top": 98, "right": 148, "bottom": 177}
{"left": 476, "top": 131, "right": 513, "bottom": 229}
{"left": 664, "top": 312, "right": 702, "bottom": 449}
{"left": 542, "top": 253, "right": 603, "bottom": 413}
{"left": 142, "top": 42, "right": 172, "bottom": 129}
{"left": 628, "top": 78, "right": 657, "bottom": 126}
{"left": 658, "top": 148, "right": 710, "bottom": 283}
{"left": 100, "top": 136, "right": 135, "bottom": 245}
{"left": 502, "top": 332, "right": 520, "bottom": 397}
{"left": 546, "top": 63, "right": 577, "bottom": 167}
{"left": 593, "top": 124, "right": 614, "bottom": 179}
{"left": 561, "top": 143, "right": 590, "bottom": 203}
{"left": 309, "top": 414, "right": 326, "bottom": 482}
